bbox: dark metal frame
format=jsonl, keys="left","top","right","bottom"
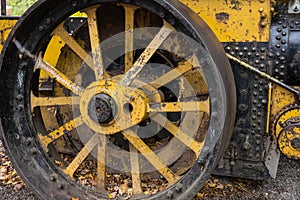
{"left": 1, "top": 0, "right": 6, "bottom": 15}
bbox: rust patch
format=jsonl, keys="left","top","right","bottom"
{"left": 216, "top": 12, "right": 230, "bottom": 24}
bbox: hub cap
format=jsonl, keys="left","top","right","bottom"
{"left": 88, "top": 93, "right": 116, "bottom": 124}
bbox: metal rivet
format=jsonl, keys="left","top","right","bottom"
{"left": 167, "top": 191, "right": 173, "bottom": 199}
{"left": 258, "top": 7, "right": 264, "bottom": 12}
{"left": 58, "top": 183, "right": 64, "bottom": 189}
{"left": 175, "top": 183, "right": 183, "bottom": 193}
{"left": 19, "top": 62, "right": 28, "bottom": 69}
{"left": 25, "top": 138, "right": 32, "bottom": 146}
{"left": 16, "top": 95, "right": 23, "bottom": 101}
{"left": 30, "top": 148, "right": 37, "bottom": 155}
{"left": 160, "top": 12, "right": 166, "bottom": 18}
{"left": 50, "top": 175, "right": 56, "bottom": 182}
{"left": 14, "top": 133, "right": 20, "bottom": 140}
{"left": 16, "top": 105, "right": 23, "bottom": 112}
{"left": 72, "top": 1, "right": 77, "bottom": 7}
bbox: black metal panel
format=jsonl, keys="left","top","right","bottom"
{"left": 214, "top": 42, "right": 270, "bottom": 179}
{"left": 270, "top": 3, "right": 300, "bottom": 86}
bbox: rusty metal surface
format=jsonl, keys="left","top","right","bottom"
{"left": 179, "top": 0, "right": 271, "bottom": 42}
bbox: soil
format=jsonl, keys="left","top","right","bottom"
{"left": 0, "top": 139, "right": 299, "bottom": 200}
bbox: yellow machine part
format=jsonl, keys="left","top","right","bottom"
{"left": 179, "top": 0, "right": 271, "bottom": 42}
{"left": 270, "top": 84, "right": 300, "bottom": 160}
{"left": 0, "top": 17, "right": 17, "bottom": 52}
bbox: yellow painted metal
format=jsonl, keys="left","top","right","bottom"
{"left": 96, "top": 135, "right": 107, "bottom": 190}
{"left": 278, "top": 126, "right": 300, "bottom": 159}
{"left": 271, "top": 84, "right": 300, "bottom": 122}
{"left": 147, "top": 100, "right": 209, "bottom": 114}
{"left": 0, "top": 18, "right": 17, "bottom": 52}
{"left": 266, "top": 83, "right": 272, "bottom": 134}
{"left": 44, "top": 35, "right": 65, "bottom": 66}
{"left": 179, "top": 0, "right": 271, "bottom": 42}
{"left": 52, "top": 23, "right": 94, "bottom": 68}
{"left": 85, "top": 6, "right": 107, "bottom": 80}
{"left": 122, "top": 129, "right": 180, "bottom": 184}
{"left": 121, "top": 4, "right": 139, "bottom": 73}
{"left": 270, "top": 85, "right": 300, "bottom": 159}
{"left": 152, "top": 114, "right": 205, "bottom": 157}
{"left": 150, "top": 61, "right": 194, "bottom": 88}
{"left": 31, "top": 93, "right": 80, "bottom": 109}
{"left": 129, "top": 143, "right": 143, "bottom": 194}
{"left": 40, "top": 31, "right": 67, "bottom": 81}
{"left": 35, "top": 53, "right": 84, "bottom": 96}
{"left": 122, "top": 21, "right": 174, "bottom": 86}
{"left": 39, "top": 117, "right": 84, "bottom": 147}
{"left": 275, "top": 109, "right": 300, "bottom": 137}
{"left": 64, "top": 134, "right": 100, "bottom": 177}
{"left": 79, "top": 80, "right": 148, "bottom": 135}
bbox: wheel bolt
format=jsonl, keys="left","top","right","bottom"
{"left": 175, "top": 183, "right": 183, "bottom": 193}
{"left": 50, "top": 175, "right": 56, "bottom": 182}
{"left": 167, "top": 190, "right": 173, "bottom": 199}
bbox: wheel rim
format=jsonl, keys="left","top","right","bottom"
{"left": 0, "top": 1, "right": 235, "bottom": 199}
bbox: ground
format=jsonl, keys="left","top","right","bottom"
{"left": 0, "top": 140, "right": 299, "bottom": 200}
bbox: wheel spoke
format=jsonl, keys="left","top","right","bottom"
{"left": 52, "top": 23, "right": 94, "bottom": 69}
{"left": 123, "top": 5, "right": 138, "bottom": 73}
{"left": 35, "top": 54, "right": 84, "bottom": 95}
{"left": 85, "top": 6, "right": 107, "bottom": 80}
{"left": 39, "top": 117, "right": 84, "bottom": 148}
{"left": 31, "top": 93, "right": 80, "bottom": 108}
{"left": 147, "top": 99, "right": 209, "bottom": 114}
{"left": 129, "top": 143, "right": 143, "bottom": 194}
{"left": 150, "top": 61, "right": 194, "bottom": 87}
{"left": 64, "top": 134, "right": 100, "bottom": 177}
{"left": 122, "top": 129, "right": 179, "bottom": 184}
{"left": 96, "top": 135, "right": 107, "bottom": 191}
{"left": 152, "top": 114, "right": 204, "bottom": 157}
{"left": 122, "top": 22, "right": 173, "bottom": 86}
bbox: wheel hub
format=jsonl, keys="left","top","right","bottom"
{"left": 80, "top": 80, "right": 148, "bottom": 134}
{"left": 88, "top": 93, "right": 117, "bottom": 124}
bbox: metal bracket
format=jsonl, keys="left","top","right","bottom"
{"left": 264, "top": 137, "right": 280, "bottom": 179}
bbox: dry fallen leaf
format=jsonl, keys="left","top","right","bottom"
{"left": 13, "top": 183, "right": 24, "bottom": 191}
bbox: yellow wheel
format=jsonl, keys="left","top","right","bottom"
{"left": 0, "top": 0, "right": 236, "bottom": 199}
